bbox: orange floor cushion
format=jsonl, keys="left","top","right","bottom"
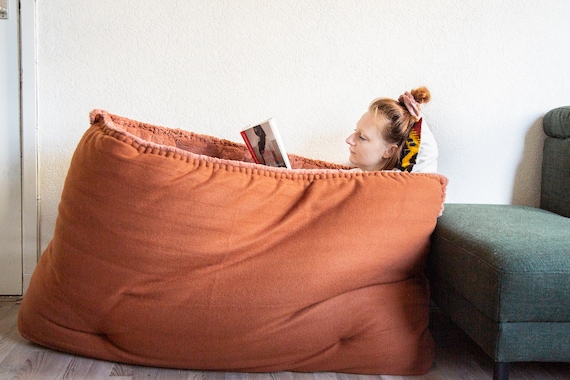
{"left": 18, "top": 110, "right": 448, "bottom": 375}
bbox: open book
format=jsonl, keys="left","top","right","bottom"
{"left": 241, "top": 118, "right": 291, "bottom": 169}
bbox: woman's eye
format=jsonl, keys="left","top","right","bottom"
{"left": 359, "top": 135, "right": 366, "bottom": 141}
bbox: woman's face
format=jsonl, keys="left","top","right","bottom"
{"left": 346, "top": 111, "right": 396, "bottom": 171}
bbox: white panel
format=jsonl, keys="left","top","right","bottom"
{"left": 0, "top": 0, "right": 22, "bottom": 295}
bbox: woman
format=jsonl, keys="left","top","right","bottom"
{"left": 346, "top": 87, "right": 437, "bottom": 172}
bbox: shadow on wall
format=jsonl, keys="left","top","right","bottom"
{"left": 511, "top": 117, "right": 547, "bottom": 207}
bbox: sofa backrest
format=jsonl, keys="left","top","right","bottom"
{"left": 541, "top": 106, "right": 570, "bottom": 217}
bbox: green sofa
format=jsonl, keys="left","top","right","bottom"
{"left": 428, "top": 106, "right": 570, "bottom": 380}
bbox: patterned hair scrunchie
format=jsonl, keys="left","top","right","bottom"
{"left": 398, "top": 91, "right": 421, "bottom": 120}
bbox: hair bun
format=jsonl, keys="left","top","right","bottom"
{"left": 411, "top": 87, "right": 431, "bottom": 105}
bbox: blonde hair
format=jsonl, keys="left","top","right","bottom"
{"left": 369, "top": 86, "right": 431, "bottom": 170}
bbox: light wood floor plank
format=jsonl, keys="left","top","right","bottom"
{"left": 109, "top": 363, "right": 134, "bottom": 377}
{"left": 70, "top": 357, "right": 115, "bottom": 379}
{"left": 59, "top": 355, "right": 103, "bottom": 379}
{"left": 8, "top": 350, "right": 73, "bottom": 379}
{"left": 0, "top": 303, "right": 20, "bottom": 363}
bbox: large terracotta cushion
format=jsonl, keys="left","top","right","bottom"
{"left": 18, "top": 110, "right": 448, "bottom": 375}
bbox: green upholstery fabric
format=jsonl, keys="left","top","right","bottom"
{"left": 541, "top": 106, "right": 570, "bottom": 217}
{"left": 430, "top": 204, "right": 570, "bottom": 323}
{"left": 543, "top": 105, "right": 570, "bottom": 138}
{"left": 429, "top": 204, "right": 570, "bottom": 363}
{"left": 429, "top": 276, "right": 570, "bottom": 362}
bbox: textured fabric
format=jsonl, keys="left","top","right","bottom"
{"left": 398, "top": 119, "right": 422, "bottom": 172}
{"left": 412, "top": 118, "right": 438, "bottom": 173}
{"left": 397, "top": 118, "right": 438, "bottom": 173}
{"left": 430, "top": 204, "right": 570, "bottom": 322}
{"left": 543, "top": 105, "right": 570, "bottom": 138}
{"left": 18, "top": 110, "right": 448, "bottom": 375}
{"left": 429, "top": 276, "right": 570, "bottom": 362}
{"left": 541, "top": 138, "right": 570, "bottom": 217}
{"left": 541, "top": 106, "right": 570, "bottom": 217}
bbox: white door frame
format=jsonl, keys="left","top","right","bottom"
{"left": 20, "top": 0, "right": 38, "bottom": 294}
{"left": 0, "top": 0, "right": 22, "bottom": 295}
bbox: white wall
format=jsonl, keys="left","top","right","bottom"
{"left": 37, "top": 1, "right": 570, "bottom": 250}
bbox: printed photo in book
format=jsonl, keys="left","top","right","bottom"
{"left": 241, "top": 118, "right": 291, "bottom": 169}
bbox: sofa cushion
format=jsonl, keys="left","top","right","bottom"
{"left": 430, "top": 203, "right": 570, "bottom": 323}
{"left": 18, "top": 110, "right": 448, "bottom": 375}
{"left": 543, "top": 105, "right": 570, "bottom": 138}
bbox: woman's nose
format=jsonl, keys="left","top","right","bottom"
{"left": 346, "top": 133, "right": 355, "bottom": 145}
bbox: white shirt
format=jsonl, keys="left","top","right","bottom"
{"left": 411, "top": 119, "right": 438, "bottom": 173}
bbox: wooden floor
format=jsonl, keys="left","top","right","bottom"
{"left": 1, "top": 301, "right": 569, "bottom": 380}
